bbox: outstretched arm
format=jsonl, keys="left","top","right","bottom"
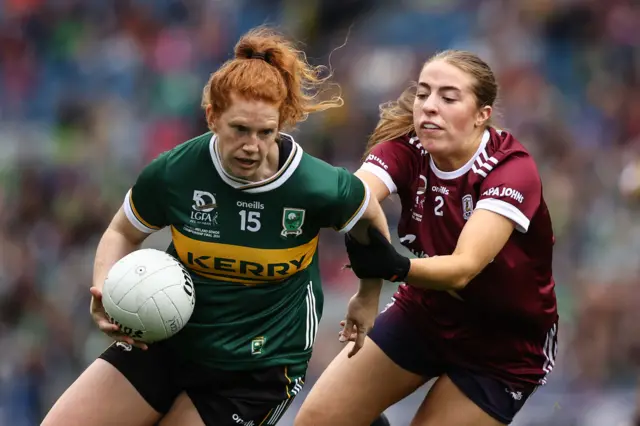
{"left": 406, "top": 209, "right": 514, "bottom": 290}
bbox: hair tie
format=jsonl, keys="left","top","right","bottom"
{"left": 248, "top": 52, "right": 266, "bottom": 61}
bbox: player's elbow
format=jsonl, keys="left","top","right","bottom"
{"left": 450, "top": 256, "right": 482, "bottom": 290}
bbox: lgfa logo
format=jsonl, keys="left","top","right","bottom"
{"left": 191, "top": 190, "right": 218, "bottom": 225}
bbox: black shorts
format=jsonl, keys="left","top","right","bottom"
{"left": 99, "top": 342, "right": 306, "bottom": 426}
{"left": 369, "top": 305, "right": 538, "bottom": 425}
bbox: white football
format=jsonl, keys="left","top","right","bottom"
{"left": 102, "top": 248, "right": 195, "bottom": 343}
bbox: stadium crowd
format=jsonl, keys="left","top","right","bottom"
{"left": 0, "top": 0, "right": 638, "bottom": 424}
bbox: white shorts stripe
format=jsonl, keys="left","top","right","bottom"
{"left": 540, "top": 323, "right": 558, "bottom": 385}
{"left": 304, "top": 282, "right": 318, "bottom": 350}
{"left": 266, "top": 398, "right": 291, "bottom": 425}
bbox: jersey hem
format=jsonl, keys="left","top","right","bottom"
{"left": 181, "top": 354, "right": 312, "bottom": 372}
{"left": 336, "top": 180, "right": 371, "bottom": 234}
{"left": 123, "top": 189, "right": 160, "bottom": 234}
{"left": 359, "top": 162, "right": 397, "bottom": 194}
{"left": 475, "top": 199, "right": 530, "bottom": 233}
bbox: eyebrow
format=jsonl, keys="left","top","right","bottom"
{"left": 229, "top": 121, "right": 277, "bottom": 129}
{"left": 418, "top": 82, "right": 461, "bottom": 93}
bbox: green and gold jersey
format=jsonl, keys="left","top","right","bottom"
{"left": 122, "top": 132, "right": 370, "bottom": 370}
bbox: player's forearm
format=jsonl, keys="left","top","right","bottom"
{"left": 92, "top": 228, "right": 141, "bottom": 290}
{"left": 349, "top": 197, "right": 388, "bottom": 297}
{"left": 362, "top": 195, "right": 391, "bottom": 241}
{"left": 406, "top": 255, "right": 476, "bottom": 291}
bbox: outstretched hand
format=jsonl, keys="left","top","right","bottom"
{"left": 338, "top": 292, "right": 379, "bottom": 357}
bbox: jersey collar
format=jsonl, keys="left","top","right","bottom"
{"left": 429, "top": 129, "right": 490, "bottom": 180}
{"left": 209, "top": 133, "right": 303, "bottom": 193}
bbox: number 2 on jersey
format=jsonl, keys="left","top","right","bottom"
{"left": 239, "top": 210, "right": 261, "bottom": 232}
{"left": 434, "top": 195, "right": 444, "bottom": 216}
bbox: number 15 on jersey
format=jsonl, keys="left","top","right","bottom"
{"left": 239, "top": 210, "right": 261, "bottom": 232}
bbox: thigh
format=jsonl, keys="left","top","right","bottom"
{"left": 42, "top": 356, "right": 161, "bottom": 426}
{"left": 412, "top": 371, "right": 537, "bottom": 426}
{"left": 166, "top": 364, "right": 305, "bottom": 426}
{"left": 98, "top": 341, "right": 182, "bottom": 414}
{"left": 158, "top": 392, "right": 205, "bottom": 426}
{"left": 295, "top": 338, "right": 426, "bottom": 426}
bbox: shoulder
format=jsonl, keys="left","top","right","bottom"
{"left": 297, "top": 152, "right": 346, "bottom": 188}
{"left": 367, "top": 134, "right": 427, "bottom": 161}
{"left": 361, "top": 133, "right": 425, "bottom": 194}
{"left": 482, "top": 128, "right": 541, "bottom": 179}
{"left": 162, "top": 132, "right": 213, "bottom": 165}
{"left": 143, "top": 132, "right": 214, "bottom": 183}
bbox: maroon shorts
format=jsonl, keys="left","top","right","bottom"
{"left": 368, "top": 302, "right": 557, "bottom": 424}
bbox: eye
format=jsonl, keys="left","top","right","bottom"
{"left": 233, "top": 125, "right": 249, "bottom": 133}
{"left": 442, "top": 97, "right": 456, "bottom": 103}
{"left": 416, "top": 92, "right": 428, "bottom": 100}
{"left": 260, "top": 129, "right": 275, "bottom": 137}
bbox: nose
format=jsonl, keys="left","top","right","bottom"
{"left": 242, "top": 137, "right": 260, "bottom": 153}
{"left": 421, "top": 93, "right": 437, "bottom": 115}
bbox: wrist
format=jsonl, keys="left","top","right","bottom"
{"left": 356, "top": 279, "right": 383, "bottom": 299}
{"left": 389, "top": 255, "right": 411, "bottom": 282}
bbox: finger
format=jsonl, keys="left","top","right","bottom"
{"left": 130, "top": 340, "right": 149, "bottom": 351}
{"left": 90, "top": 286, "right": 102, "bottom": 299}
{"left": 339, "top": 320, "right": 353, "bottom": 342}
{"left": 97, "top": 318, "right": 120, "bottom": 333}
{"left": 94, "top": 310, "right": 119, "bottom": 332}
{"left": 110, "top": 333, "right": 149, "bottom": 350}
{"left": 348, "top": 327, "right": 367, "bottom": 358}
{"left": 338, "top": 321, "right": 358, "bottom": 341}
{"left": 119, "top": 338, "right": 148, "bottom": 351}
{"left": 337, "top": 330, "right": 358, "bottom": 342}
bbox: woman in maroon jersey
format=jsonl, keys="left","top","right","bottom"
{"left": 295, "top": 50, "right": 559, "bottom": 426}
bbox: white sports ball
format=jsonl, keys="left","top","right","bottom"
{"left": 102, "top": 248, "right": 195, "bottom": 343}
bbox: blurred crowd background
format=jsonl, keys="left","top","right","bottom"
{"left": 0, "top": 0, "right": 639, "bottom": 425}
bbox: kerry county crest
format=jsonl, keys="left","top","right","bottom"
{"left": 281, "top": 208, "right": 305, "bottom": 237}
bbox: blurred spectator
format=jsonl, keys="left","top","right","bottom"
{"left": 0, "top": 1, "right": 639, "bottom": 424}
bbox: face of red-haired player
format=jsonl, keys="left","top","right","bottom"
{"left": 208, "top": 92, "right": 280, "bottom": 181}
{"left": 413, "top": 60, "right": 488, "bottom": 164}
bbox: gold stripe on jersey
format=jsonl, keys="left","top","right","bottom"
{"left": 128, "top": 191, "right": 161, "bottom": 230}
{"left": 335, "top": 182, "right": 370, "bottom": 233}
{"left": 171, "top": 226, "right": 318, "bottom": 285}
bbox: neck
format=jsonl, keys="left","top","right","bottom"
{"left": 432, "top": 129, "right": 485, "bottom": 172}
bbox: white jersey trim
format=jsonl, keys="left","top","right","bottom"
{"left": 208, "top": 133, "right": 303, "bottom": 193}
{"left": 123, "top": 190, "right": 158, "bottom": 234}
{"left": 359, "top": 162, "right": 398, "bottom": 194}
{"left": 475, "top": 198, "right": 530, "bottom": 233}
{"left": 430, "top": 129, "right": 490, "bottom": 180}
{"left": 337, "top": 179, "right": 371, "bottom": 234}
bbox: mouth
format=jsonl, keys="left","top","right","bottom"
{"left": 419, "top": 121, "right": 443, "bottom": 132}
{"left": 235, "top": 158, "right": 258, "bottom": 169}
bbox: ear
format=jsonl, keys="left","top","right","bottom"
{"left": 205, "top": 104, "right": 217, "bottom": 132}
{"left": 475, "top": 105, "right": 492, "bottom": 127}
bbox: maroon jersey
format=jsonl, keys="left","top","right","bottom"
{"left": 361, "top": 127, "right": 558, "bottom": 386}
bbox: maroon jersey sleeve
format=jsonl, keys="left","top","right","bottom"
{"left": 475, "top": 154, "right": 541, "bottom": 233}
{"left": 360, "top": 136, "right": 423, "bottom": 195}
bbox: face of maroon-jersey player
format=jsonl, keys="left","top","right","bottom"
{"left": 413, "top": 60, "right": 491, "bottom": 163}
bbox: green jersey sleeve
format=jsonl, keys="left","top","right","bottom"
{"left": 122, "top": 153, "right": 169, "bottom": 233}
{"left": 325, "top": 167, "right": 371, "bottom": 233}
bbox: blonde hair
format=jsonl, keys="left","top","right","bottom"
{"left": 365, "top": 50, "right": 498, "bottom": 158}
{"left": 202, "top": 26, "right": 343, "bottom": 131}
